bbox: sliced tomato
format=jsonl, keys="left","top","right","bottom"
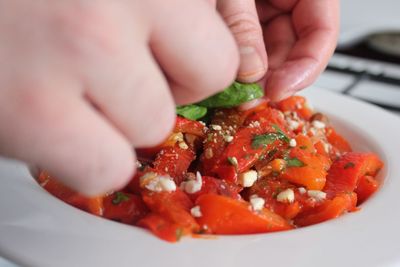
{"left": 195, "top": 194, "right": 293, "bottom": 234}
{"left": 103, "top": 192, "right": 148, "bottom": 224}
{"left": 324, "top": 152, "right": 383, "bottom": 199}
{"left": 279, "top": 148, "right": 330, "bottom": 190}
{"left": 294, "top": 192, "right": 357, "bottom": 227}
{"left": 38, "top": 171, "right": 104, "bottom": 216}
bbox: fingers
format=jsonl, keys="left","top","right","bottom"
{"left": 218, "top": 0, "right": 267, "bottom": 83}
{"left": 86, "top": 44, "right": 176, "bottom": 148}
{"left": 262, "top": 0, "right": 339, "bottom": 100}
{"left": 146, "top": 0, "right": 239, "bottom": 105}
{"left": 0, "top": 85, "right": 135, "bottom": 196}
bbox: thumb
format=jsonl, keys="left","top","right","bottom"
{"left": 217, "top": 0, "right": 267, "bottom": 83}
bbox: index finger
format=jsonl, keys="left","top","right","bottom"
{"left": 260, "top": 0, "right": 339, "bottom": 100}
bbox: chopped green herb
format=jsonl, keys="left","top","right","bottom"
{"left": 112, "top": 192, "right": 130, "bottom": 205}
{"left": 299, "top": 145, "right": 308, "bottom": 150}
{"left": 251, "top": 133, "right": 279, "bottom": 149}
{"left": 196, "top": 82, "right": 264, "bottom": 108}
{"left": 267, "top": 148, "right": 278, "bottom": 159}
{"left": 176, "top": 105, "right": 207, "bottom": 120}
{"left": 175, "top": 228, "right": 184, "bottom": 241}
{"left": 286, "top": 157, "right": 306, "bottom": 167}
{"left": 244, "top": 154, "right": 252, "bottom": 160}
{"left": 344, "top": 162, "right": 355, "bottom": 169}
{"left": 272, "top": 124, "right": 290, "bottom": 143}
{"left": 227, "top": 157, "right": 238, "bottom": 167}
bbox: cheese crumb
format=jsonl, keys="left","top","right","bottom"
{"left": 178, "top": 142, "right": 189, "bottom": 150}
{"left": 307, "top": 190, "right": 326, "bottom": 201}
{"left": 249, "top": 195, "right": 265, "bottom": 211}
{"left": 286, "top": 118, "right": 300, "bottom": 130}
{"left": 238, "top": 170, "right": 258, "bottom": 187}
{"left": 276, "top": 188, "right": 295, "bottom": 203}
{"left": 140, "top": 173, "right": 177, "bottom": 192}
{"left": 298, "top": 187, "right": 307, "bottom": 194}
{"left": 289, "top": 138, "right": 297, "bottom": 147}
{"left": 312, "top": 120, "right": 326, "bottom": 129}
{"left": 181, "top": 171, "right": 203, "bottom": 194}
{"left": 211, "top": 124, "right": 222, "bottom": 131}
{"left": 224, "top": 135, "right": 234, "bottom": 142}
{"left": 190, "top": 205, "right": 202, "bottom": 217}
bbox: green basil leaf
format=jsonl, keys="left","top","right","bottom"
{"left": 251, "top": 133, "right": 279, "bottom": 149}
{"left": 176, "top": 105, "right": 208, "bottom": 120}
{"left": 112, "top": 192, "right": 130, "bottom": 205}
{"left": 196, "top": 81, "right": 263, "bottom": 108}
{"left": 286, "top": 157, "right": 306, "bottom": 167}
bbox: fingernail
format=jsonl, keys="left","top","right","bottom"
{"left": 237, "top": 46, "right": 266, "bottom": 82}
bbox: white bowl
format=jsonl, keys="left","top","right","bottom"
{"left": 0, "top": 87, "right": 399, "bottom": 267}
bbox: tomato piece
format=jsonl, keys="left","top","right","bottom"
{"left": 325, "top": 126, "right": 352, "bottom": 153}
{"left": 279, "top": 148, "right": 330, "bottom": 190}
{"left": 275, "top": 96, "right": 313, "bottom": 120}
{"left": 153, "top": 145, "right": 196, "bottom": 185}
{"left": 103, "top": 192, "right": 148, "bottom": 224}
{"left": 138, "top": 213, "right": 187, "bottom": 242}
{"left": 142, "top": 190, "right": 199, "bottom": 233}
{"left": 195, "top": 194, "right": 292, "bottom": 234}
{"left": 294, "top": 192, "right": 357, "bottom": 227}
{"left": 38, "top": 171, "right": 104, "bottom": 216}
{"left": 354, "top": 175, "right": 379, "bottom": 205}
{"left": 324, "top": 152, "right": 383, "bottom": 199}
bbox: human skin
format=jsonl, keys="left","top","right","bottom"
{"left": 217, "top": 0, "right": 339, "bottom": 100}
{"left": 0, "top": 0, "right": 338, "bottom": 196}
{"left": 0, "top": 0, "right": 239, "bottom": 195}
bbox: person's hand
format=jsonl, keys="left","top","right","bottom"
{"left": 0, "top": 0, "right": 239, "bottom": 195}
{"left": 217, "top": 0, "right": 339, "bottom": 100}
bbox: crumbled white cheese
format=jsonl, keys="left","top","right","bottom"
{"left": 228, "top": 156, "right": 238, "bottom": 166}
{"left": 249, "top": 195, "right": 265, "bottom": 211}
{"left": 178, "top": 141, "right": 189, "bottom": 150}
{"left": 141, "top": 172, "right": 177, "bottom": 192}
{"left": 238, "top": 170, "right": 258, "bottom": 187}
{"left": 248, "top": 121, "right": 261, "bottom": 128}
{"left": 211, "top": 124, "right": 222, "bottom": 131}
{"left": 205, "top": 148, "right": 213, "bottom": 159}
{"left": 312, "top": 120, "right": 326, "bottom": 129}
{"left": 276, "top": 188, "right": 295, "bottom": 203}
{"left": 307, "top": 190, "right": 326, "bottom": 201}
{"left": 190, "top": 205, "right": 202, "bottom": 217}
{"left": 289, "top": 138, "right": 297, "bottom": 147}
{"left": 287, "top": 118, "right": 300, "bottom": 130}
{"left": 224, "top": 135, "right": 234, "bottom": 142}
{"left": 298, "top": 187, "right": 307, "bottom": 194}
{"left": 181, "top": 171, "right": 203, "bottom": 194}
{"left": 323, "top": 142, "right": 332, "bottom": 153}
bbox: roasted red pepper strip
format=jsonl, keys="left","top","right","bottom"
{"left": 294, "top": 192, "right": 357, "bottom": 227}
{"left": 275, "top": 95, "right": 313, "bottom": 120}
{"left": 195, "top": 194, "right": 293, "bottom": 234}
{"left": 187, "top": 176, "right": 242, "bottom": 202}
{"left": 138, "top": 213, "right": 186, "bottom": 242}
{"left": 279, "top": 148, "right": 330, "bottom": 190}
{"left": 38, "top": 171, "right": 104, "bottom": 216}
{"left": 324, "top": 152, "right": 383, "bottom": 199}
{"left": 174, "top": 116, "right": 206, "bottom": 137}
{"left": 153, "top": 145, "right": 196, "bottom": 185}
{"left": 103, "top": 192, "right": 148, "bottom": 224}
{"left": 142, "top": 190, "right": 199, "bottom": 233}
{"left": 354, "top": 175, "right": 379, "bottom": 205}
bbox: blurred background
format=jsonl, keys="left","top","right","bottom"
{"left": 1, "top": 1, "right": 399, "bottom": 266}
{"left": 314, "top": 0, "right": 400, "bottom": 117}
